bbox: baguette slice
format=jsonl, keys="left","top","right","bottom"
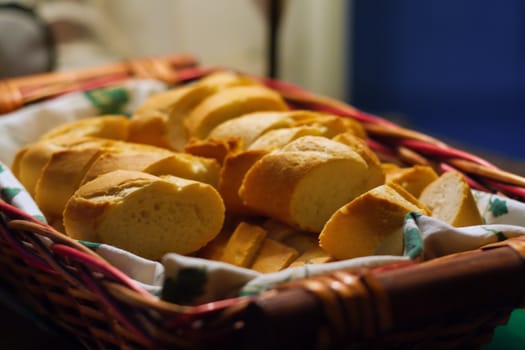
{"left": 319, "top": 184, "right": 429, "bottom": 260}
{"left": 39, "top": 115, "right": 129, "bottom": 141}
{"left": 184, "top": 85, "right": 288, "bottom": 139}
{"left": 418, "top": 171, "right": 483, "bottom": 227}
{"left": 385, "top": 165, "right": 439, "bottom": 198}
{"left": 332, "top": 132, "right": 385, "bottom": 190}
{"left": 183, "top": 137, "right": 243, "bottom": 165}
{"left": 240, "top": 136, "right": 371, "bottom": 232}
{"left": 63, "top": 170, "right": 225, "bottom": 260}
{"left": 218, "top": 149, "right": 268, "bottom": 215}
{"left": 247, "top": 125, "right": 326, "bottom": 151}
{"left": 207, "top": 111, "right": 301, "bottom": 148}
{"left": 288, "top": 247, "right": 333, "bottom": 267}
{"left": 35, "top": 148, "right": 104, "bottom": 222}
{"left": 13, "top": 136, "right": 122, "bottom": 195}
{"left": 128, "top": 71, "right": 256, "bottom": 150}
{"left": 250, "top": 238, "right": 299, "bottom": 273}
{"left": 291, "top": 113, "right": 367, "bottom": 139}
{"left": 30, "top": 139, "right": 173, "bottom": 220}
{"left": 82, "top": 150, "right": 220, "bottom": 188}
{"left": 220, "top": 221, "right": 268, "bottom": 267}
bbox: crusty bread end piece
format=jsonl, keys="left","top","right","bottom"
{"left": 319, "top": 184, "right": 429, "bottom": 260}
{"left": 418, "top": 171, "right": 483, "bottom": 227}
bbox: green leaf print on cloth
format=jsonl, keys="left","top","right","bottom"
{"left": 1, "top": 187, "right": 22, "bottom": 203}
{"left": 488, "top": 197, "right": 508, "bottom": 218}
{"left": 84, "top": 87, "right": 130, "bottom": 115}
{"left": 161, "top": 267, "right": 207, "bottom": 304}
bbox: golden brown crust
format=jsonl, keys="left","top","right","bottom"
{"left": 319, "top": 184, "right": 428, "bottom": 260}
{"left": 219, "top": 149, "right": 268, "bottom": 216}
{"left": 39, "top": 115, "right": 130, "bottom": 141}
{"left": 184, "top": 85, "right": 289, "bottom": 139}
{"left": 63, "top": 170, "right": 225, "bottom": 260}
{"left": 240, "top": 137, "right": 371, "bottom": 232}
{"left": 419, "top": 171, "right": 483, "bottom": 227}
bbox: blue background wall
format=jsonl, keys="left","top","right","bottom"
{"left": 348, "top": 0, "right": 525, "bottom": 162}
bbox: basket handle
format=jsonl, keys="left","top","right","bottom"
{"left": 0, "top": 54, "right": 198, "bottom": 115}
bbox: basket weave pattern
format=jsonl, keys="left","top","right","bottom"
{"left": 1, "top": 56, "right": 525, "bottom": 349}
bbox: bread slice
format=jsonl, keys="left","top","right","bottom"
{"left": 17, "top": 135, "right": 170, "bottom": 197}
{"left": 218, "top": 149, "right": 268, "bottom": 215}
{"left": 39, "top": 115, "right": 129, "bottom": 141}
{"left": 63, "top": 170, "right": 225, "bottom": 260}
{"left": 288, "top": 247, "right": 333, "bottom": 267}
{"left": 195, "top": 217, "right": 241, "bottom": 261}
{"left": 197, "top": 70, "right": 257, "bottom": 87}
{"left": 418, "top": 171, "right": 483, "bottom": 227}
{"left": 183, "top": 137, "right": 243, "bottom": 165}
{"left": 239, "top": 136, "right": 371, "bottom": 232}
{"left": 291, "top": 113, "right": 367, "bottom": 139}
{"left": 13, "top": 136, "right": 116, "bottom": 195}
{"left": 249, "top": 238, "right": 299, "bottom": 273}
{"left": 184, "top": 85, "right": 288, "bottom": 139}
{"left": 385, "top": 165, "right": 439, "bottom": 198}
{"left": 220, "top": 221, "right": 268, "bottom": 267}
{"left": 207, "top": 111, "right": 297, "bottom": 147}
{"left": 247, "top": 125, "right": 326, "bottom": 151}
{"left": 13, "top": 139, "right": 66, "bottom": 196}
{"left": 128, "top": 71, "right": 256, "bottom": 151}
{"left": 332, "top": 132, "right": 385, "bottom": 190}
{"left": 34, "top": 147, "right": 104, "bottom": 222}
{"left": 81, "top": 150, "right": 220, "bottom": 188}
{"left": 319, "top": 184, "right": 429, "bottom": 260}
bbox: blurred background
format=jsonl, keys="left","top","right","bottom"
{"left": 1, "top": 0, "right": 524, "bottom": 166}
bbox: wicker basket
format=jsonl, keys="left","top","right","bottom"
{"left": 1, "top": 55, "right": 525, "bottom": 350}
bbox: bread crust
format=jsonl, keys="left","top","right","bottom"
{"left": 240, "top": 137, "right": 371, "bottom": 232}
{"left": 63, "top": 170, "right": 225, "bottom": 260}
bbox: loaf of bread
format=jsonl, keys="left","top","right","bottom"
{"left": 239, "top": 136, "right": 382, "bottom": 232}
{"left": 63, "top": 170, "right": 225, "bottom": 260}
{"left": 319, "top": 183, "right": 430, "bottom": 260}
{"left": 418, "top": 171, "right": 483, "bottom": 227}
